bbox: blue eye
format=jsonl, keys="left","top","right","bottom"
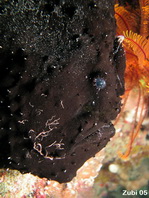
{"left": 93, "top": 77, "right": 106, "bottom": 90}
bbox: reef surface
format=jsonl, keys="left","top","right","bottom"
{"left": 0, "top": 0, "right": 125, "bottom": 182}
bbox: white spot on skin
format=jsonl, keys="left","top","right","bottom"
{"left": 60, "top": 100, "right": 64, "bottom": 109}
{"left": 29, "top": 102, "right": 34, "bottom": 108}
{"left": 92, "top": 101, "right": 95, "bottom": 105}
{"left": 35, "top": 109, "right": 43, "bottom": 116}
{"left": 18, "top": 119, "right": 28, "bottom": 124}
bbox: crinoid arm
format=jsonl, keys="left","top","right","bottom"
{"left": 139, "top": 0, "right": 149, "bottom": 37}
{"left": 114, "top": 90, "right": 129, "bottom": 126}
{"left": 117, "top": 86, "right": 148, "bottom": 160}
{"left": 114, "top": 4, "right": 140, "bottom": 35}
{"left": 123, "top": 30, "right": 149, "bottom": 64}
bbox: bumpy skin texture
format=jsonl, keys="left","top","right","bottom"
{"left": 117, "top": 0, "right": 139, "bottom": 7}
{"left": 0, "top": 0, "right": 125, "bottom": 182}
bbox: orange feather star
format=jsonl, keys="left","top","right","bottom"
{"left": 114, "top": 1, "right": 149, "bottom": 159}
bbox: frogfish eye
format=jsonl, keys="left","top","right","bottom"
{"left": 93, "top": 77, "right": 106, "bottom": 90}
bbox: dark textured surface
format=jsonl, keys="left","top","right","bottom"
{"left": 117, "top": 0, "right": 139, "bottom": 7}
{"left": 0, "top": 0, "right": 125, "bottom": 183}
